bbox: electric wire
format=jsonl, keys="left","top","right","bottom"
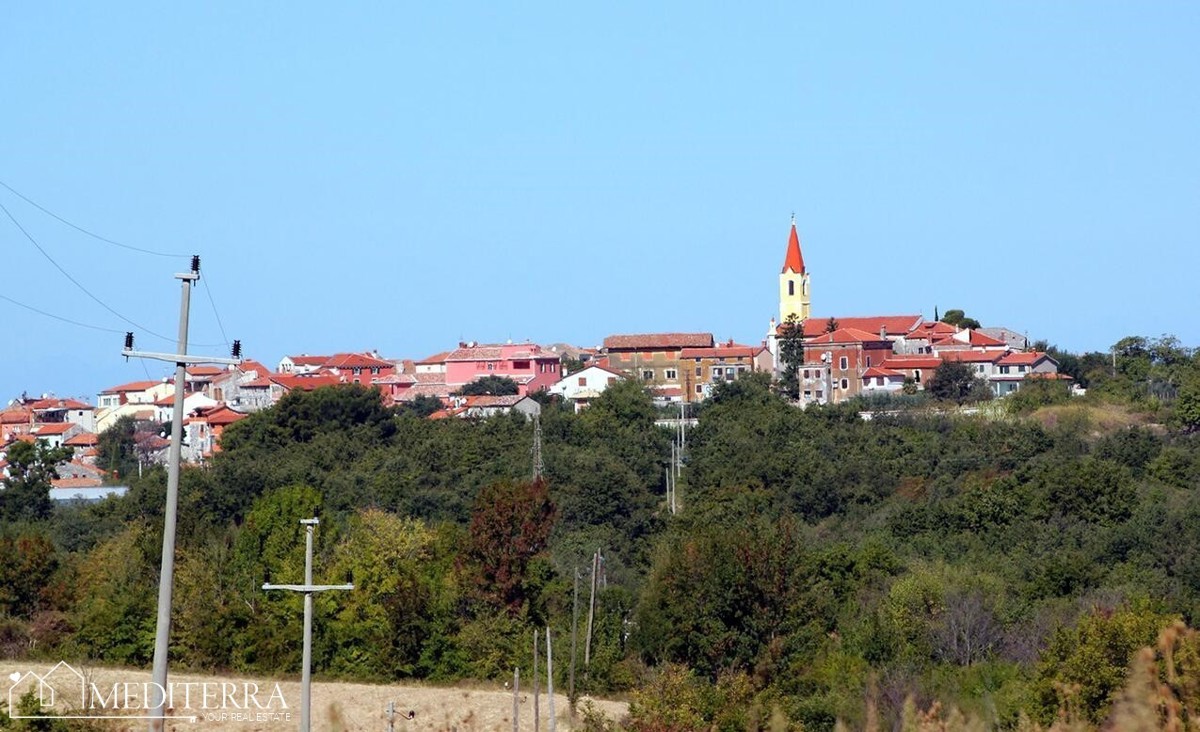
{"left": 0, "top": 292, "right": 126, "bottom": 334}
{"left": 0, "top": 179, "right": 189, "bottom": 259}
{"left": 0, "top": 197, "right": 180, "bottom": 344}
{"left": 200, "top": 276, "right": 231, "bottom": 348}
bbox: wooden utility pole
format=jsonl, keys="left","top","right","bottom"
{"left": 546, "top": 627, "right": 556, "bottom": 732}
{"left": 533, "top": 630, "right": 540, "bottom": 732}
{"left": 512, "top": 668, "right": 519, "bottom": 732}
{"left": 584, "top": 550, "right": 600, "bottom": 674}
{"left": 568, "top": 568, "right": 579, "bottom": 715}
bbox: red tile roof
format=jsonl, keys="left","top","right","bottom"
{"left": 185, "top": 366, "right": 224, "bottom": 378}
{"left": 65, "top": 433, "right": 99, "bottom": 446}
{"left": 32, "top": 423, "right": 75, "bottom": 435}
{"left": 863, "top": 367, "right": 905, "bottom": 379}
{"left": 100, "top": 380, "right": 162, "bottom": 394}
{"left": 0, "top": 409, "right": 32, "bottom": 424}
{"left": 284, "top": 355, "right": 330, "bottom": 367}
{"left": 781, "top": 221, "right": 805, "bottom": 274}
{"left": 679, "top": 343, "right": 764, "bottom": 359}
{"left": 603, "top": 333, "right": 714, "bottom": 350}
{"left": 51, "top": 477, "right": 104, "bottom": 489}
{"left": 802, "top": 315, "right": 923, "bottom": 339}
{"left": 880, "top": 356, "right": 942, "bottom": 369}
{"left": 939, "top": 351, "right": 1004, "bottom": 363}
{"left": 804, "top": 327, "right": 891, "bottom": 345}
{"left": 323, "top": 352, "right": 393, "bottom": 369}
{"left": 997, "top": 351, "right": 1051, "bottom": 365}
{"left": 31, "top": 398, "right": 93, "bottom": 411}
{"left": 416, "top": 350, "right": 451, "bottom": 365}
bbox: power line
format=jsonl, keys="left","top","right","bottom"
{"left": 0, "top": 292, "right": 126, "bottom": 334}
{"left": 200, "top": 275, "right": 231, "bottom": 348}
{"left": 0, "top": 197, "right": 181, "bottom": 344}
{"left": 0, "top": 179, "right": 189, "bottom": 259}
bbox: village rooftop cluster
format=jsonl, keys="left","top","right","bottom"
{"left": 0, "top": 221, "right": 1065, "bottom": 498}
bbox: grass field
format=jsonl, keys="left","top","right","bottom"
{"left": 1, "top": 661, "right": 628, "bottom": 732}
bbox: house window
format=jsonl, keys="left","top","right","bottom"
{"left": 1018, "top": 365, "right": 1027, "bottom": 373}
{"left": 695, "top": 385, "right": 703, "bottom": 394}
{"left": 513, "top": 360, "right": 531, "bottom": 370}
{"left": 1000, "top": 365, "right": 1010, "bottom": 374}
{"left": 711, "top": 367, "right": 722, "bottom": 378}
{"left": 695, "top": 366, "right": 702, "bottom": 377}
{"left": 665, "top": 369, "right": 678, "bottom": 381}
{"left": 725, "top": 367, "right": 735, "bottom": 377}
{"left": 371, "top": 366, "right": 380, "bottom": 375}
{"left": 803, "top": 369, "right": 810, "bottom": 379}
{"left": 607, "top": 377, "right": 616, "bottom": 384}
{"left": 914, "top": 370, "right": 922, "bottom": 381}
{"left": 804, "top": 390, "right": 812, "bottom": 398}
{"left": 839, "top": 356, "right": 848, "bottom": 370}
{"left": 876, "top": 377, "right": 885, "bottom": 386}
{"left": 488, "top": 362, "right": 496, "bottom": 370}
{"left": 977, "top": 365, "right": 985, "bottom": 373}
{"left": 840, "top": 378, "right": 849, "bottom": 390}
{"left": 578, "top": 377, "right": 587, "bottom": 386}
{"left": 642, "top": 370, "right": 654, "bottom": 380}
{"left": 866, "top": 356, "right": 872, "bottom": 367}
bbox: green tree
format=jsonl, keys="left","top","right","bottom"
{"left": 928, "top": 362, "right": 989, "bottom": 404}
{"left": 942, "top": 309, "right": 981, "bottom": 329}
{"left": 0, "top": 440, "right": 72, "bottom": 522}
{"left": 775, "top": 313, "right": 805, "bottom": 400}
{"left": 396, "top": 394, "right": 444, "bottom": 418}
{"left": 456, "top": 376, "right": 520, "bottom": 396}
{"left": 825, "top": 317, "right": 840, "bottom": 333}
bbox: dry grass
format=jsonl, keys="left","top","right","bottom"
{"left": 1027, "top": 402, "right": 1152, "bottom": 435}
{"left": 0, "top": 661, "right": 627, "bottom": 732}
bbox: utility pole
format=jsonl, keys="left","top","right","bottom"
{"left": 546, "top": 627, "right": 556, "bottom": 732}
{"left": 568, "top": 567, "right": 579, "bottom": 715}
{"left": 512, "top": 667, "right": 520, "bottom": 732}
{"left": 123, "top": 256, "right": 242, "bottom": 732}
{"left": 532, "top": 415, "right": 544, "bottom": 480}
{"left": 533, "top": 630, "right": 540, "bottom": 732}
{"left": 584, "top": 550, "right": 599, "bottom": 675}
{"left": 262, "top": 518, "right": 354, "bottom": 732}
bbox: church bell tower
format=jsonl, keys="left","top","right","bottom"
{"left": 779, "top": 216, "right": 810, "bottom": 324}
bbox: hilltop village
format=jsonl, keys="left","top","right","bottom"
{"left": 0, "top": 221, "right": 1062, "bottom": 495}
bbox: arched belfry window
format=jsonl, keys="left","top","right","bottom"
{"left": 788, "top": 280, "right": 795, "bottom": 296}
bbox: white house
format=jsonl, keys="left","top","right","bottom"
{"left": 549, "top": 364, "right": 626, "bottom": 412}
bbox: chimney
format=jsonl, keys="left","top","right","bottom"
{"left": 880, "top": 325, "right": 887, "bottom": 340}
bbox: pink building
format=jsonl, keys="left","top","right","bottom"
{"left": 444, "top": 342, "right": 561, "bottom": 395}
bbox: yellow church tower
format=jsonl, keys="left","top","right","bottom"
{"left": 779, "top": 216, "right": 810, "bottom": 323}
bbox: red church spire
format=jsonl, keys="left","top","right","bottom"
{"left": 781, "top": 215, "right": 805, "bottom": 274}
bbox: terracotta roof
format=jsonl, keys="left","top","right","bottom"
{"left": 804, "top": 327, "right": 891, "bottom": 345}
{"left": 880, "top": 357, "right": 942, "bottom": 369}
{"left": 323, "top": 352, "right": 393, "bottom": 369}
{"left": 802, "top": 315, "right": 923, "bottom": 339}
{"left": 416, "top": 350, "right": 451, "bottom": 365}
{"left": 270, "top": 374, "right": 343, "bottom": 391}
{"left": 100, "top": 380, "right": 162, "bottom": 394}
{"left": 51, "top": 477, "right": 104, "bottom": 489}
{"left": 997, "top": 351, "right": 1052, "bottom": 365}
{"left": 372, "top": 374, "right": 418, "bottom": 385}
{"left": 65, "top": 432, "right": 99, "bottom": 447}
{"left": 680, "top": 343, "right": 764, "bottom": 359}
{"left": 31, "top": 398, "right": 93, "bottom": 411}
{"left": 284, "top": 354, "right": 330, "bottom": 366}
{"left": 0, "top": 409, "right": 32, "bottom": 424}
{"left": 415, "top": 373, "right": 447, "bottom": 384}
{"left": 445, "top": 345, "right": 554, "bottom": 362}
{"left": 964, "top": 330, "right": 1008, "bottom": 347}
{"left": 603, "top": 333, "right": 714, "bottom": 350}
{"left": 863, "top": 367, "right": 905, "bottom": 379}
{"left": 781, "top": 221, "right": 805, "bottom": 274}
{"left": 464, "top": 395, "right": 525, "bottom": 408}
{"left": 237, "top": 360, "right": 272, "bottom": 375}
{"left": 651, "top": 386, "right": 684, "bottom": 397}
{"left": 939, "top": 351, "right": 1004, "bottom": 363}
{"left": 396, "top": 383, "right": 452, "bottom": 401}
{"left": 185, "top": 366, "right": 224, "bottom": 378}
{"left": 32, "top": 423, "right": 75, "bottom": 435}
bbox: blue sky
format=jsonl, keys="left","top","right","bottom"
{"left": 2, "top": 3, "right": 1197, "bottom": 401}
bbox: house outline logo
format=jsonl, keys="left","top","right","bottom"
{"left": 6, "top": 661, "right": 86, "bottom": 717}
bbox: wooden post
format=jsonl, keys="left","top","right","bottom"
{"left": 568, "top": 567, "right": 579, "bottom": 716}
{"left": 533, "top": 630, "right": 540, "bottom": 732}
{"left": 584, "top": 550, "right": 599, "bottom": 674}
{"left": 546, "top": 627, "right": 556, "bottom": 732}
{"left": 512, "top": 667, "right": 519, "bottom": 732}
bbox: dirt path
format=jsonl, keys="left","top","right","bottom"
{"left": 1, "top": 661, "right": 628, "bottom": 731}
